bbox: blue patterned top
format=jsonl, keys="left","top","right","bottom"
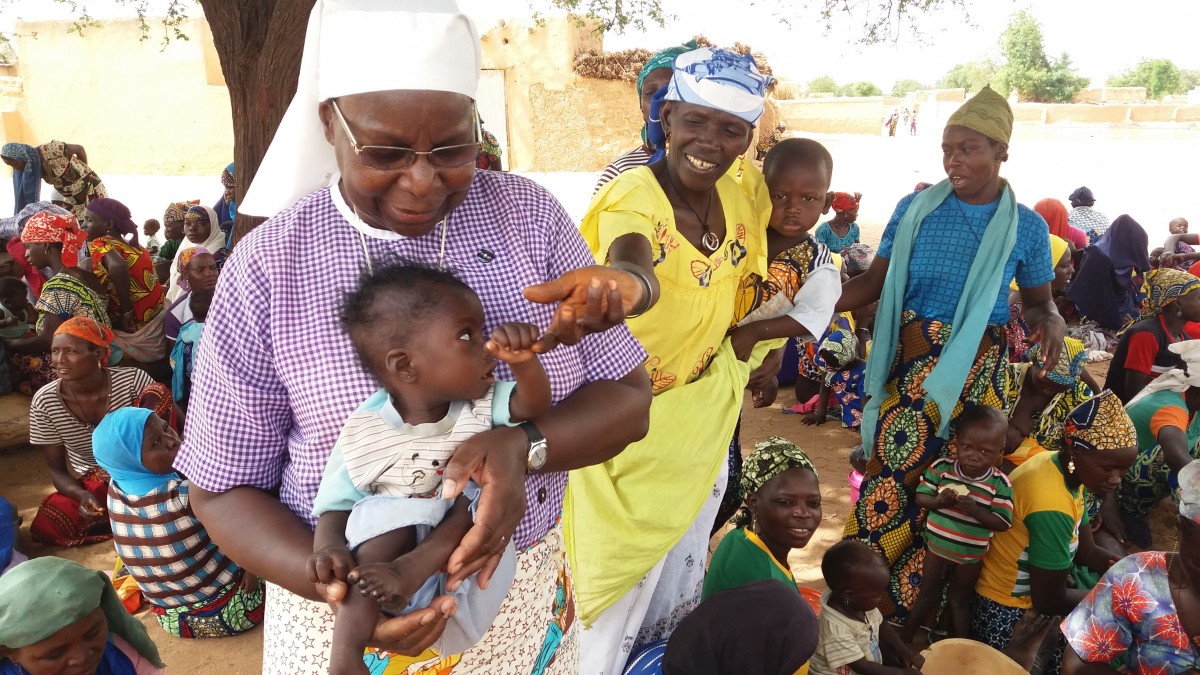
{"left": 814, "top": 221, "right": 860, "bottom": 253}
{"left": 1062, "top": 551, "right": 1199, "bottom": 674}
{"left": 877, "top": 191, "right": 1054, "bottom": 324}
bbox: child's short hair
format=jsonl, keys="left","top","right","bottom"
{"left": 144, "top": 218, "right": 161, "bottom": 229}
{"left": 762, "top": 138, "right": 834, "bottom": 180}
{"left": 189, "top": 290, "right": 213, "bottom": 323}
{"left": 340, "top": 261, "right": 475, "bottom": 373}
{"left": 821, "top": 540, "right": 884, "bottom": 592}
{"left": 955, "top": 403, "right": 1008, "bottom": 436}
{"left": 0, "top": 276, "right": 26, "bottom": 301}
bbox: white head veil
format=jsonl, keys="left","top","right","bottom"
{"left": 239, "top": 0, "right": 481, "bottom": 217}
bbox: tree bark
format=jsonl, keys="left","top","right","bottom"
{"left": 203, "top": 0, "right": 315, "bottom": 246}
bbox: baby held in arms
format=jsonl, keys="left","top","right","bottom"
{"left": 308, "top": 261, "right": 551, "bottom": 675}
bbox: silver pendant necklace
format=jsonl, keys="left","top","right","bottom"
{"left": 664, "top": 166, "right": 719, "bottom": 252}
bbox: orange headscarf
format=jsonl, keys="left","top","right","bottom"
{"left": 1034, "top": 198, "right": 1071, "bottom": 241}
{"left": 54, "top": 316, "right": 114, "bottom": 365}
{"left": 20, "top": 211, "right": 87, "bottom": 267}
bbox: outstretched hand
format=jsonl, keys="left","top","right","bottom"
{"left": 1029, "top": 314, "right": 1067, "bottom": 374}
{"left": 523, "top": 266, "right": 644, "bottom": 351}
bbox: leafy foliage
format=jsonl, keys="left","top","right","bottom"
{"left": 1181, "top": 69, "right": 1200, "bottom": 94}
{"left": 547, "top": 0, "right": 968, "bottom": 44}
{"left": 839, "top": 81, "right": 882, "bottom": 97}
{"left": 1107, "top": 58, "right": 1184, "bottom": 99}
{"left": 807, "top": 75, "right": 838, "bottom": 93}
{"left": 937, "top": 61, "right": 1003, "bottom": 94}
{"left": 49, "top": 0, "right": 190, "bottom": 46}
{"left": 997, "top": 11, "right": 1087, "bottom": 102}
{"left": 890, "top": 78, "right": 928, "bottom": 97}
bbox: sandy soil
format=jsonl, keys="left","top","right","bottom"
{"left": 1, "top": 359, "right": 1180, "bottom": 674}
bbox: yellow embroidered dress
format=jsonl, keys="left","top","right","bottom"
{"left": 566, "top": 165, "right": 770, "bottom": 625}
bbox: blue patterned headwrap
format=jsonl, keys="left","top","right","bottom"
{"left": 1, "top": 143, "right": 38, "bottom": 171}
{"left": 663, "top": 48, "right": 772, "bottom": 125}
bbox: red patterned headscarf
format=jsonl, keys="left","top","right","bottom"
{"left": 831, "top": 192, "right": 862, "bottom": 214}
{"left": 20, "top": 211, "right": 87, "bottom": 267}
{"left": 163, "top": 200, "right": 200, "bottom": 224}
{"left": 54, "top": 316, "right": 114, "bottom": 365}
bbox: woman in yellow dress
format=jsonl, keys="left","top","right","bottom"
{"left": 566, "top": 47, "right": 777, "bottom": 674}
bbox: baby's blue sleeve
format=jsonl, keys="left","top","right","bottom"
{"left": 490, "top": 380, "right": 518, "bottom": 427}
{"left": 312, "top": 438, "right": 371, "bottom": 516}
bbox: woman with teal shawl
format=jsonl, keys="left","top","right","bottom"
{"left": 0, "top": 556, "right": 164, "bottom": 674}
{"left": 835, "top": 86, "right": 1067, "bottom": 622}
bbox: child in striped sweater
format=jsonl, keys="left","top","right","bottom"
{"left": 901, "top": 404, "right": 1014, "bottom": 643}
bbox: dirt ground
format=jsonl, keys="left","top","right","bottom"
{"left": 0, "top": 359, "right": 1181, "bottom": 674}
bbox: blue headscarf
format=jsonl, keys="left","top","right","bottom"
{"left": 92, "top": 407, "right": 178, "bottom": 495}
{"left": 1, "top": 143, "right": 42, "bottom": 215}
{"left": 647, "top": 47, "right": 772, "bottom": 164}
{"left": 663, "top": 48, "right": 772, "bottom": 125}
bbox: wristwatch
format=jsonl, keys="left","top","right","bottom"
{"left": 520, "top": 421, "right": 548, "bottom": 473}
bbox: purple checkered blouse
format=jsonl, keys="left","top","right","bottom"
{"left": 174, "top": 172, "right": 647, "bottom": 549}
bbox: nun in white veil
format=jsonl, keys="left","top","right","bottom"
{"left": 173, "top": 1, "right": 653, "bottom": 674}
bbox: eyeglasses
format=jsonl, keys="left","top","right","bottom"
{"left": 329, "top": 99, "right": 481, "bottom": 171}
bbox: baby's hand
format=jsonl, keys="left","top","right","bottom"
{"left": 487, "top": 322, "right": 543, "bottom": 364}
{"left": 0, "top": 316, "right": 15, "bottom": 328}
{"left": 307, "top": 544, "right": 355, "bottom": 585}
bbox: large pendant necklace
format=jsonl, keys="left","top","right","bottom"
{"left": 664, "top": 167, "right": 719, "bottom": 253}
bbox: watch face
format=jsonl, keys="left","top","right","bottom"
{"left": 529, "top": 441, "right": 548, "bottom": 470}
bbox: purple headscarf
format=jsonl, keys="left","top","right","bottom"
{"left": 85, "top": 197, "right": 139, "bottom": 246}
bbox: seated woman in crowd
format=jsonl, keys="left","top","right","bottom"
{"left": 0, "top": 556, "right": 164, "bottom": 675}
{"left": 171, "top": 291, "right": 210, "bottom": 407}
{"left": 166, "top": 206, "right": 226, "bottom": 302}
{"left": 1067, "top": 214, "right": 1150, "bottom": 332}
{"left": 3, "top": 210, "right": 109, "bottom": 395}
{"left": 164, "top": 247, "right": 217, "bottom": 342}
{"left": 1106, "top": 267, "right": 1200, "bottom": 403}
{"left": 1008, "top": 233, "right": 1073, "bottom": 364}
{"left": 0, "top": 141, "right": 107, "bottom": 221}
{"left": 82, "top": 198, "right": 169, "bottom": 376}
{"left": 703, "top": 437, "right": 820, "bottom": 600}
{"left": 213, "top": 162, "right": 237, "bottom": 247}
{"left": 93, "top": 407, "right": 265, "bottom": 638}
{"left": 973, "top": 391, "right": 1139, "bottom": 674}
{"left": 1061, "top": 460, "right": 1200, "bottom": 675}
{"left": 813, "top": 191, "right": 862, "bottom": 254}
{"left": 1105, "top": 340, "right": 1200, "bottom": 551}
{"left": 1002, "top": 337, "right": 1097, "bottom": 469}
{"left": 1035, "top": 197, "right": 1088, "bottom": 252}
{"left": 27, "top": 318, "right": 158, "bottom": 548}
{"left": 156, "top": 201, "right": 194, "bottom": 264}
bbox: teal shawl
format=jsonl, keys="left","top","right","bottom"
{"left": 860, "top": 179, "right": 1019, "bottom": 453}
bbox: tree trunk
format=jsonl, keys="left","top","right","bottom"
{"left": 203, "top": 0, "right": 315, "bottom": 246}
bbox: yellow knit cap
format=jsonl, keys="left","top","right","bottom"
{"left": 945, "top": 85, "right": 1013, "bottom": 145}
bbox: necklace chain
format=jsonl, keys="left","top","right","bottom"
{"left": 60, "top": 372, "right": 109, "bottom": 429}
{"left": 663, "top": 167, "right": 719, "bottom": 252}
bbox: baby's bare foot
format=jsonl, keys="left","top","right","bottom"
{"left": 349, "top": 562, "right": 420, "bottom": 613}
